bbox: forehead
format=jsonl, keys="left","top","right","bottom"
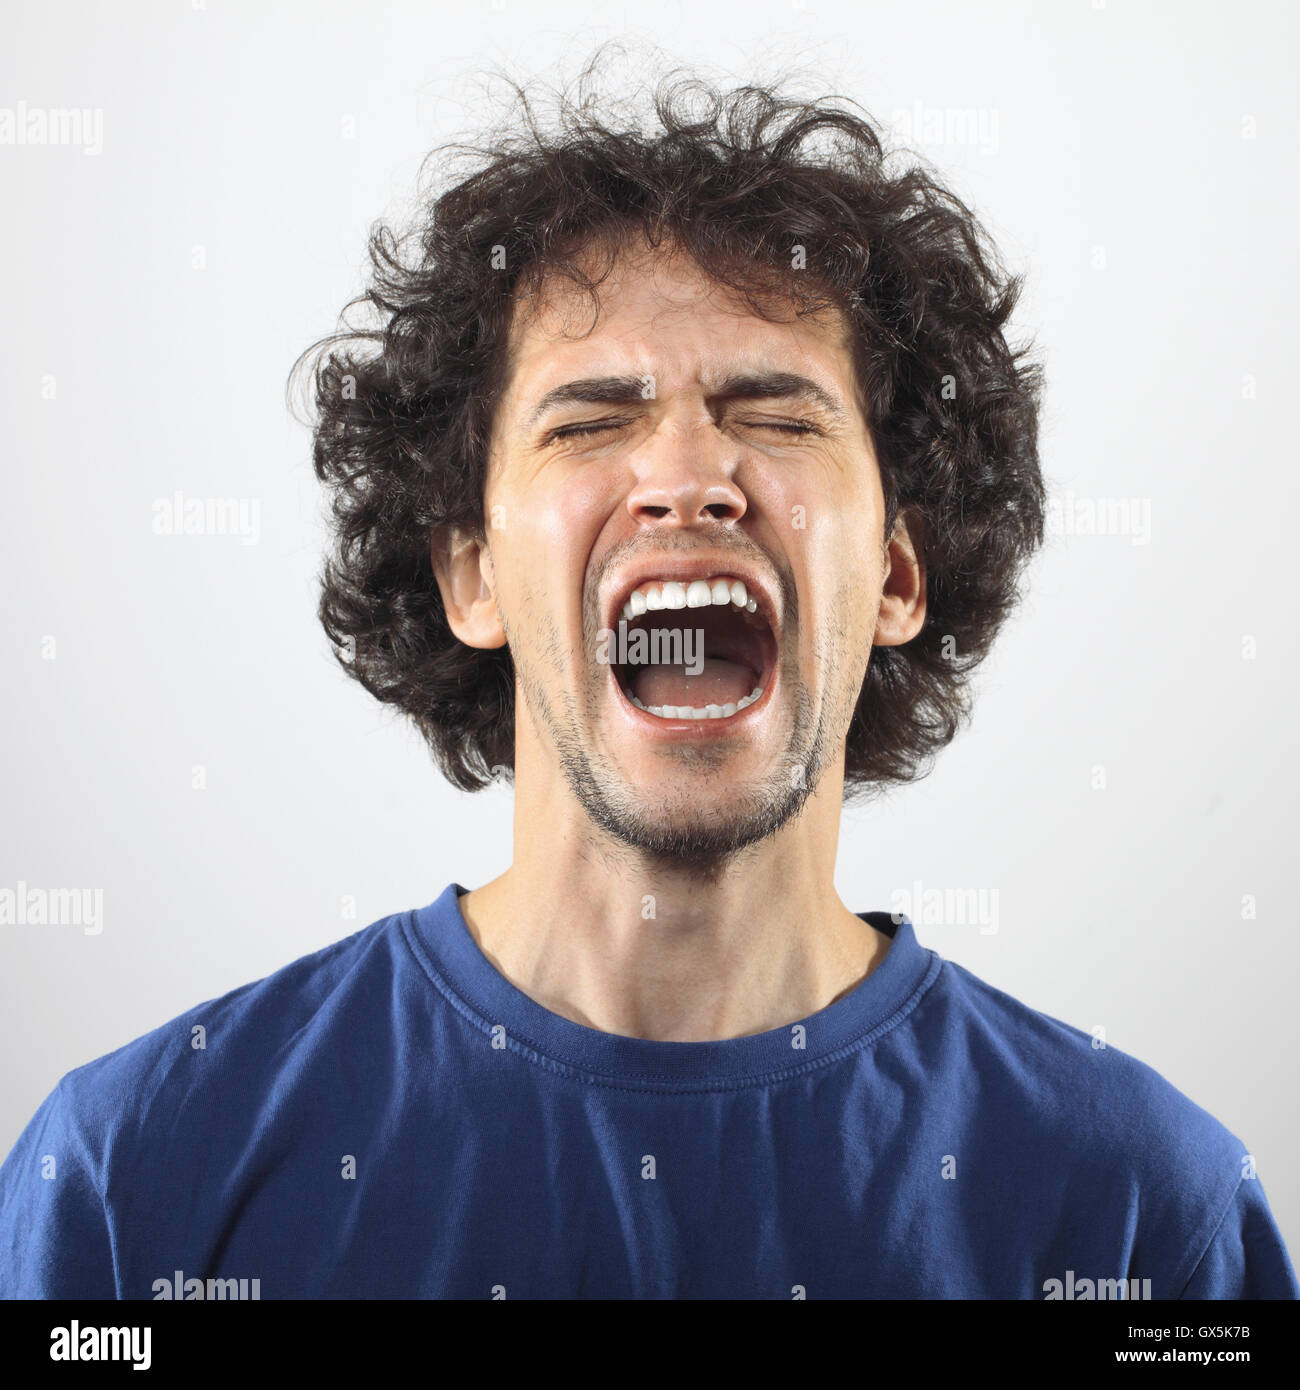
{"left": 497, "top": 237, "right": 856, "bottom": 415}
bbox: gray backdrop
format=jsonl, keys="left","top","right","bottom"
{"left": 3, "top": 0, "right": 1297, "bottom": 1264}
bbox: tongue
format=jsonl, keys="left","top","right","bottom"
{"left": 630, "top": 657, "right": 756, "bottom": 710}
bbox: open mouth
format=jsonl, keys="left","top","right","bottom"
{"left": 607, "top": 576, "right": 778, "bottom": 723}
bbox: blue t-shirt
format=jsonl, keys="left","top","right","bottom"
{"left": 1, "top": 884, "right": 1295, "bottom": 1300}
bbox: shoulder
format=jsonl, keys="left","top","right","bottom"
{"left": 45, "top": 907, "right": 420, "bottom": 1159}
{"left": 917, "top": 951, "right": 1250, "bottom": 1250}
{"left": 0, "top": 909, "right": 422, "bottom": 1296}
{"left": 905, "top": 948, "right": 1290, "bottom": 1295}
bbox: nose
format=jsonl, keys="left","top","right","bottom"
{"left": 625, "top": 422, "right": 748, "bottom": 529}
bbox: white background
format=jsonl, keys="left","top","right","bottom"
{"left": 3, "top": 0, "right": 1298, "bottom": 1262}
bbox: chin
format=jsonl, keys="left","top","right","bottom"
{"left": 572, "top": 755, "right": 817, "bottom": 863}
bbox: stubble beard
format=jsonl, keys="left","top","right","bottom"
{"left": 508, "top": 606, "right": 845, "bottom": 870}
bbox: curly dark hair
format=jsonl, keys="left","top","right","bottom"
{"left": 292, "top": 50, "right": 1045, "bottom": 797}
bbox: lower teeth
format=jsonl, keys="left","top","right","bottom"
{"left": 629, "top": 688, "right": 763, "bottom": 719}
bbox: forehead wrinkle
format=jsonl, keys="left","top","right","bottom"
{"left": 520, "top": 362, "right": 850, "bottom": 434}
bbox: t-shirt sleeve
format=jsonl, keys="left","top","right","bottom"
{"left": 0, "top": 1078, "right": 119, "bottom": 1299}
{"left": 1178, "top": 1175, "right": 1300, "bottom": 1300}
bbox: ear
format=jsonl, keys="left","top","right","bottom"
{"left": 873, "top": 509, "right": 926, "bottom": 647}
{"left": 431, "top": 524, "right": 508, "bottom": 650}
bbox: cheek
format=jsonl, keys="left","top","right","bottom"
{"left": 753, "top": 450, "right": 879, "bottom": 540}
{"left": 767, "top": 475, "right": 881, "bottom": 622}
{"left": 495, "top": 466, "right": 619, "bottom": 554}
{"left": 487, "top": 471, "right": 616, "bottom": 640}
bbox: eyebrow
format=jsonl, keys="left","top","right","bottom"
{"left": 523, "top": 371, "right": 849, "bottom": 429}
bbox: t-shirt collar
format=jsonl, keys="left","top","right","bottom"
{"left": 403, "top": 882, "right": 940, "bottom": 1091}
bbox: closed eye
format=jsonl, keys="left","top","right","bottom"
{"left": 549, "top": 419, "right": 631, "bottom": 440}
{"left": 753, "top": 421, "right": 821, "bottom": 436}
{"left": 548, "top": 418, "right": 822, "bottom": 441}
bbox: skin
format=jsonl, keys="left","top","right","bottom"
{"left": 432, "top": 234, "right": 926, "bottom": 1042}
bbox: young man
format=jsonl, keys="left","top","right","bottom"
{"left": 2, "top": 70, "right": 1295, "bottom": 1301}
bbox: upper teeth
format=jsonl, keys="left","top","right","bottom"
{"left": 622, "top": 577, "right": 759, "bottom": 621}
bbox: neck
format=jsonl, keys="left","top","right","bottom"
{"left": 458, "top": 760, "right": 888, "bottom": 1042}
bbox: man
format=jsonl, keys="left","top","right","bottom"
{"left": 2, "top": 67, "right": 1295, "bottom": 1300}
